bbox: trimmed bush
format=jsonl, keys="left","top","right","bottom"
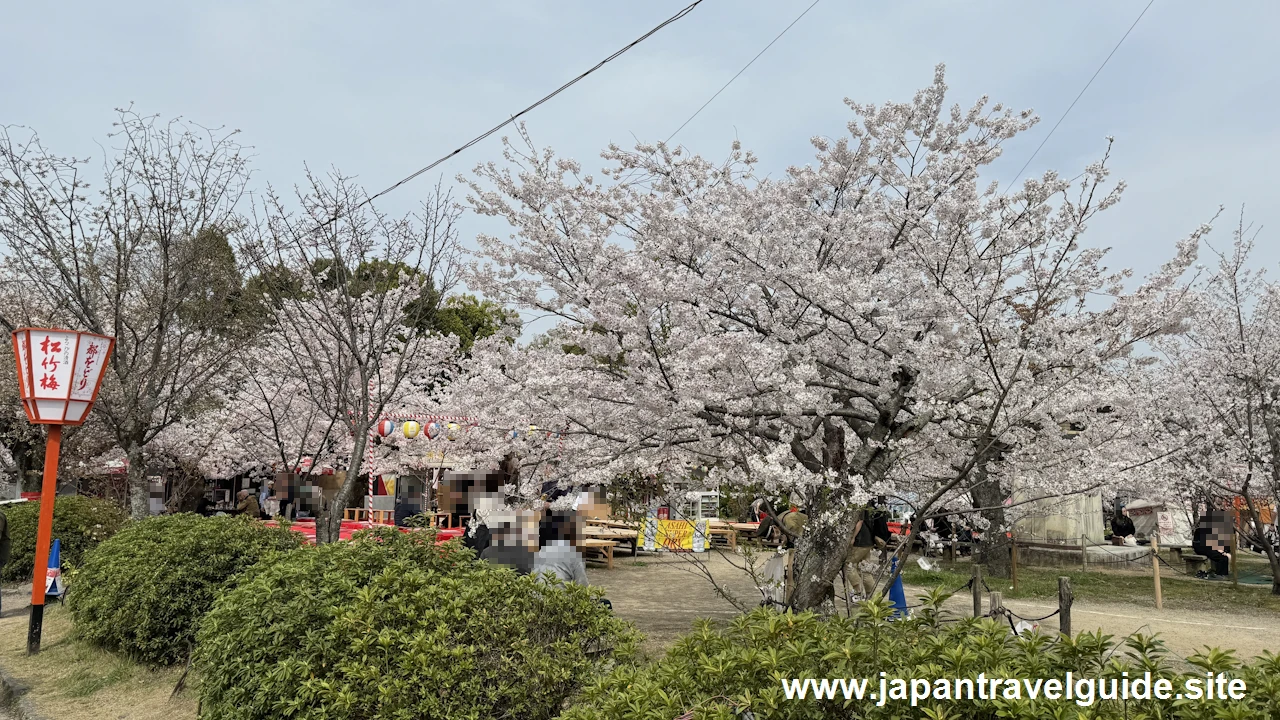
{"left": 67, "top": 513, "right": 303, "bottom": 665}
{"left": 195, "top": 527, "right": 639, "bottom": 720}
{"left": 560, "top": 593, "right": 1280, "bottom": 720}
{"left": 0, "top": 495, "right": 128, "bottom": 582}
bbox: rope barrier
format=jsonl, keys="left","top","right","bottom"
{"left": 1006, "top": 607, "right": 1061, "bottom": 623}
{"left": 1155, "top": 553, "right": 1195, "bottom": 577}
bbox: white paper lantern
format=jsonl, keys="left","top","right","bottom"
{"left": 11, "top": 328, "right": 114, "bottom": 425}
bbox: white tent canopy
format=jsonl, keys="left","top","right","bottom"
{"left": 1123, "top": 498, "right": 1195, "bottom": 546}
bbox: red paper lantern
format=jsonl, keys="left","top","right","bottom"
{"left": 12, "top": 328, "right": 114, "bottom": 425}
{"left": 377, "top": 419, "right": 396, "bottom": 437}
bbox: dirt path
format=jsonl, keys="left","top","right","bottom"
{"left": 928, "top": 589, "right": 1280, "bottom": 660}
{"left": 587, "top": 551, "right": 1280, "bottom": 659}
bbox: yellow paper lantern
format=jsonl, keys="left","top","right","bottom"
{"left": 402, "top": 420, "right": 421, "bottom": 439}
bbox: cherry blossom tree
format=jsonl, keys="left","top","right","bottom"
{"left": 457, "top": 67, "right": 1202, "bottom": 608}
{"left": 1150, "top": 215, "right": 1280, "bottom": 594}
{"left": 0, "top": 110, "right": 255, "bottom": 518}
{"left": 238, "top": 174, "right": 462, "bottom": 542}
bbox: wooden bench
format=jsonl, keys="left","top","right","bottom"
{"left": 1183, "top": 554, "right": 1208, "bottom": 574}
{"left": 343, "top": 508, "right": 395, "bottom": 525}
{"left": 582, "top": 539, "right": 617, "bottom": 569}
{"left": 705, "top": 525, "right": 737, "bottom": 550}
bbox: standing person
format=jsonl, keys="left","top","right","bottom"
{"left": 0, "top": 506, "right": 10, "bottom": 615}
{"left": 843, "top": 507, "right": 876, "bottom": 599}
{"left": 868, "top": 497, "right": 893, "bottom": 547}
{"left": 234, "top": 489, "right": 261, "bottom": 519}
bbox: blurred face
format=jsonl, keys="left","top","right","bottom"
{"left": 576, "top": 488, "right": 610, "bottom": 521}
{"left": 441, "top": 472, "right": 507, "bottom": 516}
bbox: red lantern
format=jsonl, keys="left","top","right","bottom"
{"left": 377, "top": 419, "right": 396, "bottom": 437}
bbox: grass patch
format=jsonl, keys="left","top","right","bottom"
{"left": 0, "top": 604, "right": 197, "bottom": 720}
{"left": 902, "top": 555, "right": 1280, "bottom": 614}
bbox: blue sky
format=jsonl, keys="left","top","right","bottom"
{"left": 5, "top": 0, "right": 1277, "bottom": 312}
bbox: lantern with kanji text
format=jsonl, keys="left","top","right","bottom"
{"left": 11, "top": 328, "right": 114, "bottom": 656}
{"left": 12, "top": 328, "right": 114, "bottom": 425}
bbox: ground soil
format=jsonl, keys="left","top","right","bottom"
{"left": 585, "top": 549, "right": 1280, "bottom": 660}
{"left": 0, "top": 585, "right": 196, "bottom": 720}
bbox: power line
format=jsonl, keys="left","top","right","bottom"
{"left": 1006, "top": 0, "right": 1156, "bottom": 189}
{"left": 619, "top": 0, "right": 822, "bottom": 186}
{"left": 664, "top": 0, "right": 822, "bottom": 145}
{"left": 316, "top": 0, "right": 708, "bottom": 230}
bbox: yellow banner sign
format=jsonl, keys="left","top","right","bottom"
{"left": 656, "top": 520, "right": 695, "bottom": 551}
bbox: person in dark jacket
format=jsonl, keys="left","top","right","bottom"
{"left": 1111, "top": 512, "right": 1136, "bottom": 540}
{"left": 1192, "top": 521, "right": 1230, "bottom": 577}
{"left": 195, "top": 495, "right": 215, "bottom": 517}
{"left": 843, "top": 508, "right": 877, "bottom": 598}
{"left": 868, "top": 497, "right": 893, "bottom": 546}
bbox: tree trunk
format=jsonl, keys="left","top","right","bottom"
{"left": 1238, "top": 485, "right": 1280, "bottom": 597}
{"left": 13, "top": 438, "right": 42, "bottom": 494}
{"left": 317, "top": 429, "right": 369, "bottom": 544}
{"left": 790, "top": 500, "right": 860, "bottom": 610}
{"left": 970, "top": 465, "right": 1011, "bottom": 579}
{"left": 126, "top": 441, "right": 150, "bottom": 520}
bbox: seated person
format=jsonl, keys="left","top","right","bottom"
{"left": 478, "top": 508, "right": 538, "bottom": 575}
{"left": 1111, "top": 512, "right": 1136, "bottom": 545}
{"left": 1192, "top": 522, "right": 1230, "bottom": 577}
{"left": 753, "top": 502, "right": 807, "bottom": 548}
{"left": 533, "top": 510, "right": 588, "bottom": 585}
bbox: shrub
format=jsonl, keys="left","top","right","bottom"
{"left": 560, "top": 592, "right": 1280, "bottom": 720}
{"left": 67, "top": 513, "right": 303, "bottom": 665}
{"left": 195, "top": 527, "right": 640, "bottom": 720}
{"left": 0, "top": 495, "right": 128, "bottom": 582}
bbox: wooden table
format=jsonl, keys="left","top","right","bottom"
{"left": 582, "top": 538, "right": 617, "bottom": 569}
{"left": 585, "top": 519, "right": 642, "bottom": 531}
{"left": 584, "top": 527, "right": 639, "bottom": 556}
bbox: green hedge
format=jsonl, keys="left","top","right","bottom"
{"left": 67, "top": 513, "right": 303, "bottom": 665}
{"left": 560, "top": 592, "right": 1280, "bottom": 720}
{"left": 0, "top": 495, "right": 128, "bottom": 582}
{"left": 195, "top": 527, "right": 639, "bottom": 720}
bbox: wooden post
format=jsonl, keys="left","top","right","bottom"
{"left": 1058, "top": 576, "right": 1072, "bottom": 638}
{"left": 946, "top": 539, "right": 956, "bottom": 563}
{"left": 972, "top": 564, "right": 983, "bottom": 617}
{"left": 1230, "top": 531, "right": 1238, "bottom": 587}
{"left": 1151, "top": 536, "right": 1163, "bottom": 610}
{"left": 784, "top": 550, "right": 794, "bottom": 607}
{"left": 1011, "top": 539, "right": 1019, "bottom": 593}
{"left": 988, "top": 591, "right": 1004, "bottom": 619}
{"left": 1081, "top": 534, "right": 1088, "bottom": 570}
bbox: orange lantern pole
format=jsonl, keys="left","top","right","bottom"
{"left": 11, "top": 328, "right": 114, "bottom": 654}
{"left": 27, "top": 424, "right": 62, "bottom": 652}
